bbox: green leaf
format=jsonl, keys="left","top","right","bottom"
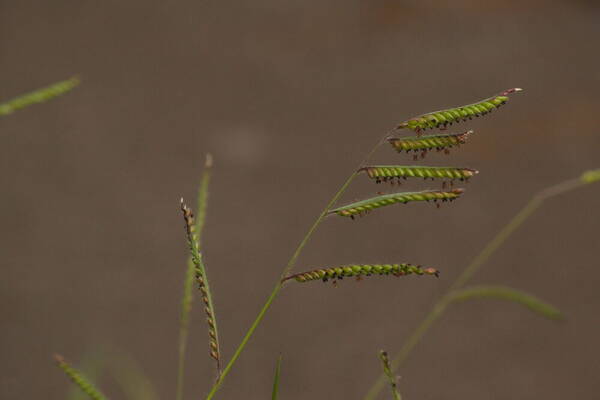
{"left": 271, "top": 355, "right": 283, "bottom": 400}
{"left": 448, "top": 285, "right": 563, "bottom": 320}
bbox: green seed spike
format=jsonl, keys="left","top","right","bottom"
{"left": 0, "top": 76, "right": 80, "bottom": 117}
{"left": 328, "top": 189, "right": 464, "bottom": 218}
{"left": 54, "top": 354, "right": 107, "bottom": 400}
{"left": 388, "top": 130, "right": 472, "bottom": 155}
{"left": 283, "top": 264, "right": 439, "bottom": 283}
{"left": 396, "top": 88, "right": 522, "bottom": 132}
{"left": 360, "top": 165, "right": 478, "bottom": 183}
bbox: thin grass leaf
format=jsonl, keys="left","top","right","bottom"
{"left": 177, "top": 155, "right": 215, "bottom": 399}
{"left": 448, "top": 285, "right": 563, "bottom": 320}
{"left": 379, "top": 351, "right": 401, "bottom": 400}
{"left": 109, "top": 353, "right": 159, "bottom": 400}
{"left": 329, "top": 189, "right": 464, "bottom": 218}
{"left": 388, "top": 130, "right": 473, "bottom": 159}
{"left": 0, "top": 76, "right": 80, "bottom": 116}
{"left": 396, "top": 88, "right": 522, "bottom": 132}
{"left": 284, "top": 263, "right": 439, "bottom": 283}
{"left": 180, "top": 198, "right": 221, "bottom": 374}
{"left": 271, "top": 355, "right": 283, "bottom": 400}
{"left": 360, "top": 165, "right": 478, "bottom": 184}
{"left": 54, "top": 354, "right": 107, "bottom": 400}
{"left": 581, "top": 168, "right": 600, "bottom": 184}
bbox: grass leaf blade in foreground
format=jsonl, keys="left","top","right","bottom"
{"left": 448, "top": 285, "right": 563, "bottom": 320}
{"left": 271, "top": 355, "right": 283, "bottom": 400}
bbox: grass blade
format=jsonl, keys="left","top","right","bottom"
{"left": 379, "top": 351, "right": 401, "bottom": 400}
{"left": 449, "top": 285, "right": 563, "bottom": 320}
{"left": 271, "top": 355, "right": 283, "bottom": 400}
{"left": 177, "top": 154, "right": 215, "bottom": 399}
{"left": 54, "top": 354, "right": 107, "bottom": 400}
{"left": 0, "top": 76, "right": 80, "bottom": 116}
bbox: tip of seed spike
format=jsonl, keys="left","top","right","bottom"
{"left": 205, "top": 153, "right": 213, "bottom": 168}
{"left": 53, "top": 353, "right": 65, "bottom": 363}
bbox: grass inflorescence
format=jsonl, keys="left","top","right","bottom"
{"left": 54, "top": 354, "right": 107, "bottom": 400}
{"left": 360, "top": 165, "right": 478, "bottom": 184}
{"left": 283, "top": 263, "right": 439, "bottom": 283}
{"left": 0, "top": 76, "right": 80, "bottom": 117}
{"left": 329, "top": 189, "right": 464, "bottom": 218}
{"left": 180, "top": 200, "right": 221, "bottom": 372}
{"left": 396, "top": 88, "right": 522, "bottom": 132}
{"left": 388, "top": 130, "right": 473, "bottom": 159}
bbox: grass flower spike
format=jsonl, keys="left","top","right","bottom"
{"left": 284, "top": 263, "right": 439, "bottom": 283}
{"left": 388, "top": 131, "right": 473, "bottom": 157}
{"left": 360, "top": 165, "right": 478, "bottom": 183}
{"left": 329, "top": 189, "right": 464, "bottom": 218}
{"left": 0, "top": 76, "right": 80, "bottom": 117}
{"left": 396, "top": 88, "right": 522, "bottom": 132}
{"left": 54, "top": 354, "right": 107, "bottom": 400}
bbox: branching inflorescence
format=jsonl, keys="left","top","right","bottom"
{"left": 283, "top": 264, "right": 439, "bottom": 283}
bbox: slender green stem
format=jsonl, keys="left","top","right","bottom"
{"left": 363, "top": 176, "right": 591, "bottom": 400}
{"left": 271, "top": 355, "right": 283, "bottom": 400}
{"left": 177, "top": 155, "right": 217, "bottom": 400}
{"left": 204, "top": 136, "right": 386, "bottom": 400}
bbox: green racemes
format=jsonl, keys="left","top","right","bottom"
{"left": 360, "top": 165, "right": 478, "bottom": 183}
{"left": 388, "top": 130, "right": 473, "bottom": 154}
{"left": 284, "top": 264, "right": 439, "bottom": 283}
{"left": 329, "top": 189, "right": 464, "bottom": 218}
{"left": 54, "top": 355, "right": 107, "bottom": 400}
{"left": 0, "top": 76, "right": 80, "bottom": 116}
{"left": 396, "top": 88, "right": 522, "bottom": 132}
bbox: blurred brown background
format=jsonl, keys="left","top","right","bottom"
{"left": 1, "top": 1, "right": 599, "bottom": 399}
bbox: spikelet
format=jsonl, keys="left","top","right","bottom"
{"left": 284, "top": 264, "right": 439, "bottom": 283}
{"left": 396, "top": 88, "right": 522, "bottom": 132}
{"left": 0, "top": 76, "right": 80, "bottom": 116}
{"left": 54, "top": 354, "right": 107, "bottom": 400}
{"left": 388, "top": 131, "right": 472, "bottom": 157}
{"left": 180, "top": 200, "right": 220, "bottom": 370}
{"left": 329, "top": 189, "right": 464, "bottom": 218}
{"left": 360, "top": 165, "right": 478, "bottom": 183}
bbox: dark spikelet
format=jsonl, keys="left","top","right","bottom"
{"left": 54, "top": 354, "right": 107, "bottom": 400}
{"left": 283, "top": 263, "right": 440, "bottom": 283}
{"left": 396, "top": 88, "right": 522, "bottom": 132}
{"left": 328, "top": 189, "right": 464, "bottom": 218}
{"left": 388, "top": 130, "right": 472, "bottom": 154}
{"left": 180, "top": 200, "right": 221, "bottom": 371}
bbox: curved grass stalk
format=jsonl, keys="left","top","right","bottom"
{"left": 363, "top": 171, "right": 598, "bottom": 400}
{"left": 177, "top": 155, "right": 215, "bottom": 400}
{"left": 204, "top": 135, "right": 388, "bottom": 400}
{"left": 396, "top": 88, "right": 522, "bottom": 132}
{"left": 284, "top": 263, "right": 439, "bottom": 283}
{"left": 329, "top": 189, "right": 464, "bottom": 218}
{"left": 360, "top": 165, "right": 478, "bottom": 183}
{"left": 54, "top": 354, "right": 107, "bottom": 400}
{"left": 0, "top": 76, "right": 80, "bottom": 116}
